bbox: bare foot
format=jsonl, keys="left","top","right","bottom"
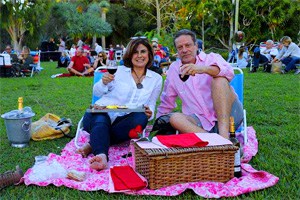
{"left": 89, "top": 154, "right": 108, "bottom": 171}
{"left": 76, "top": 143, "right": 92, "bottom": 158}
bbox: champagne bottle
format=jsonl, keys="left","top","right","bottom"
{"left": 18, "top": 97, "right": 23, "bottom": 112}
{"left": 229, "top": 116, "right": 242, "bottom": 178}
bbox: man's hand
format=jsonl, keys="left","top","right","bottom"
{"left": 180, "top": 63, "right": 205, "bottom": 77}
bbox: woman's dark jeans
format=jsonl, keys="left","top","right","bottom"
{"left": 82, "top": 112, "right": 148, "bottom": 158}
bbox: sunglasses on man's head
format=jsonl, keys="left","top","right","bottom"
{"left": 130, "top": 36, "right": 147, "bottom": 40}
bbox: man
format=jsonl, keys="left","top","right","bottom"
{"left": 58, "top": 37, "right": 66, "bottom": 53}
{"left": 4, "top": 45, "right": 18, "bottom": 63}
{"left": 156, "top": 29, "right": 243, "bottom": 139}
{"left": 94, "top": 43, "right": 103, "bottom": 54}
{"left": 251, "top": 40, "right": 278, "bottom": 72}
{"left": 67, "top": 47, "right": 94, "bottom": 76}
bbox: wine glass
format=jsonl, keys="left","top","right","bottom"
{"left": 179, "top": 66, "right": 189, "bottom": 82}
{"left": 178, "top": 66, "right": 189, "bottom": 94}
{"left": 107, "top": 60, "right": 117, "bottom": 74}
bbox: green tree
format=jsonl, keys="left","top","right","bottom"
{"left": 1, "top": 0, "right": 51, "bottom": 51}
{"left": 240, "top": 0, "right": 300, "bottom": 42}
{"left": 44, "top": 2, "right": 112, "bottom": 46}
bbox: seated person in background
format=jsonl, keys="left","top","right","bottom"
{"left": 18, "top": 46, "right": 34, "bottom": 70}
{"left": 83, "top": 49, "right": 94, "bottom": 64}
{"left": 272, "top": 36, "right": 300, "bottom": 74}
{"left": 93, "top": 51, "right": 107, "bottom": 69}
{"left": 67, "top": 47, "right": 93, "bottom": 76}
{"left": 69, "top": 44, "right": 76, "bottom": 57}
{"left": 4, "top": 45, "right": 18, "bottom": 63}
{"left": 149, "top": 44, "right": 163, "bottom": 75}
{"left": 108, "top": 44, "right": 115, "bottom": 61}
{"left": 237, "top": 46, "right": 250, "bottom": 68}
{"left": 251, "top": 39, "right": 278, "bottom": 72}
{"left": 76, "top": 38, "right": 163, "bottom": 170}
{"left": 156, "top": 29, "right": 244, "bottom": 139}
{"left": 57, "top": 50, "right": 70, "bottom": 68}
{"left": 197, "top": 39, "right": 204, "bottom": 53}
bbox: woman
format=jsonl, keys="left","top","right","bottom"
{"left": 77, "top": 38, "right": 163, "bottom": 171}
{"left": 272, "top": 36, "right": 300, "bottom": 74}
{"left": 57, "top": 50, "right": 70, "bottom": 68}
{"left": 18, "top": 46, "right": 33, "bottom": 69}
{"left": 93, "top": 51, "right": 107, "bottom": 69}
{"left": 237, "top": 46, "right": 250, "bottom": 68}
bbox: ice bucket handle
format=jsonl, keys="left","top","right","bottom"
{"left": 22, "top": 121, "right": 30, "bottom": 132}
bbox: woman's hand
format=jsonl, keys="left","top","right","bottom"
{"left": 102, "top": 72, "right": 115, "bottom": 85}
{"left": 144, "top": 105, "right": 152, "bottom": 119}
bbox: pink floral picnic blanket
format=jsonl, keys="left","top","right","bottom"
{"left": 23, "top": 126, "right": 279, "bottom": 198}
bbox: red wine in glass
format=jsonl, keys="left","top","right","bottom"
{"left": 179, "top": 74, "right": 189, "bottom": 82}
{"left": 107, "top": 68, "right": 117, "bottom": 74}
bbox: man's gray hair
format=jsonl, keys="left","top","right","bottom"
{"left": 266, "top": 40, "right": 274, "bottom": 45}
{"left": 173, "top": 29, "right": 197, "bottom": 47}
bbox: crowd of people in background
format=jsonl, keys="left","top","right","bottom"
{"left": 2, "top": 34, "right": 300, "bottom": 78}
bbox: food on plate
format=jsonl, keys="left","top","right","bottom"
{"left": 106, "top": 105, "right": 118, "bottom": 109}
{"left": 67, "top": 170, "right": 86, "bottom": 181}
{"left": 117, "top": 105, "right": 128, "bottom": 109}
{"left": 92, "top": 105, "right": 106, "bottom": 110}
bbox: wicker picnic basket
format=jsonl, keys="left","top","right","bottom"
{"left": 133, "top": 142, "right": 238, "bottom": 189}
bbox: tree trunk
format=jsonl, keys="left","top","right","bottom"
{"left": 92, "top": 36, "right": 97, "bottom": 49}
{"left": 155, "top": 0, "right": 161, "bottom": 36}
{"left": 229, "top": 0, "right": 235, "bottom": 51}
{"left": 201, "top": 19, "right": 205, "bottom": 50}
{"left": 101, "top": 11, "right": 106, "bottom": 49}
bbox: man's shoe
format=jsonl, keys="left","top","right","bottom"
{"left": 281, "top": 70, "right": 286, "bottom": 74}
{"left": 0, "top": 165, "right": 24, "bottom": 190}
{"left": 294, "top": 69, "right": 300, "bottom": 75}
{"left": 250, "top": 67, "right": 257, "bottom": 73}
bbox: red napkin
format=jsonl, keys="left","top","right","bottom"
{"left": 156, "top": 133, "right": 209, "bottom": 148}
{"left": 110, "top": 166, "right": 147, "bottom": 191}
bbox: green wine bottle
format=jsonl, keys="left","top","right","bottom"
{"left": 229, "top": 116, "right": 242, "bottom": 178}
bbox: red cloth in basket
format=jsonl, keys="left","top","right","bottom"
{"left": 156, "top": 133, "right": 209, "bottom": 148}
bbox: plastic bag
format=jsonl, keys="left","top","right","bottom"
{"left": 31, "top": 113, "right": 72, "bottom": 141}
{"left": 271, "top": 62, "right": 282, "bottom": 74}
{"left": 28, "top": 158, "right": 67, "bottom": 182}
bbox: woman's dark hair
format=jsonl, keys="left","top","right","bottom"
{"left": 123, "top": 38, "right": 154, "bottom": 69}
{"left": 173, "top": 29, "right": 197, "bottom": 47}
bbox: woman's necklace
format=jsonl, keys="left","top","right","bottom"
{"left": 132, "top": 69, "right": 144, "bottom": 89}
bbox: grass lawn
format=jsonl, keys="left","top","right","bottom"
{"left": 0, "top": 62, "right": 299, "bottom": 199}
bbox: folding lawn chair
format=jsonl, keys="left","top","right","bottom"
{"left": 75, "top": 66, "right": 106, "bottom": 148}
{"left": 29, "top": 50, "right": 42, "bottom": 77}
{"left": 230, "top": 67, "right": 248, "bottom": 144}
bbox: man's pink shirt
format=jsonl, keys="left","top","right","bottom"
{"left": 157, "top": 52, "right": 234, "bottom": 131}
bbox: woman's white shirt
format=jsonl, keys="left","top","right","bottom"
{"left": 93, "top": 65, "right": 163, "bottom": 122}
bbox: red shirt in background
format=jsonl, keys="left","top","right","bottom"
{"left": 71, "top": 55, "right": 90, "bottom": 72}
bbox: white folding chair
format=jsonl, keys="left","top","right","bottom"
{"left": 115, "top": 50, "right": 123, "bottom": 62}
